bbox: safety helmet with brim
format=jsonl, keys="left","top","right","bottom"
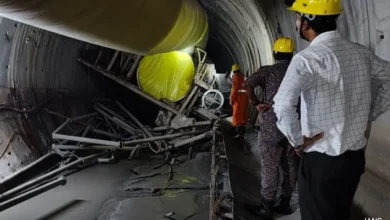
{"left": 274, "top": 37, "right": 295, "bottom": 53}
{"left": 288, "top": 0, "right": 343, "bottom": 20}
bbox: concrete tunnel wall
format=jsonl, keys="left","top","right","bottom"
{"left": 0, "top": 19, "right": 105, "bottom": 179}
{"left": 0, "top": 0, "right": 388, "bottom": 217}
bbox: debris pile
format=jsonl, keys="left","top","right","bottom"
{"left": 48, "top": 100, "right": 215, "bottom": 158}
{"left": 0, "top": 47, "right": 233, "bottom": 218}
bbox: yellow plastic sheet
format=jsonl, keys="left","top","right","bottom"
{"left": 138, "top": 51, "right": 195, "bottom": 102}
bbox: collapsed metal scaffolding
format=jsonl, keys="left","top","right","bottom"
{"left": 48, "top": 101, "right": 215, "bottom": 155}
{"left": 77, "top": 47, "right": 231, "bottom": 219}
{"left": 0, "top": 47, "right": 232, "bottom": 219}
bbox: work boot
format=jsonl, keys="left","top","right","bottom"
{"left": 232, "top": 133, "right": 242, "bottom": 139}
{"left": 233, "top": 126, "right": 245, "bottom": 139}
{"left": 274, "top": 196, "right": 292, "bottom": 215}
{"left": 245, "top": 200, "right": 274, "bottom": 220}
{"left": 230, "top": 127, "right": 240, "bottom": 139}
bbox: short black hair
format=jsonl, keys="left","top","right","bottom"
{"left": 273, "top": 52, "right": 294, "bottom": 61}
{"left": 307, "top": 15, "right": 339, "bottom": 34}
{"left": 284, "top": 0, "right": 294, "bottom": 7}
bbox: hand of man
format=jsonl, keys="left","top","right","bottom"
{"left": 295, "top": 132, "right": 324, "bottom": 157}
{"left": 256, "top": 103, "right": 271, "bottom": 112}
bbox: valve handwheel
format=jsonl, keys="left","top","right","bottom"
{"left": 201, "top": 89, "right": 224, "bottom": 110}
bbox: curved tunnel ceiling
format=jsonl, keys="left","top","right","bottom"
{"left": 0, "top": 0, "right": 389, "bottom": 216}
{"left": 200, "top": 0, "right": 276, "bottom": 73}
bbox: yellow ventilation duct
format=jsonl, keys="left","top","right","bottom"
{"left": 137, "top": 51, "right": 196, "bottom": 102}
{"left": 137, "top": 25, "right": 209, "bottom": 103}
{"left": 0, "top": 0, "right": 208, "bottom": 55}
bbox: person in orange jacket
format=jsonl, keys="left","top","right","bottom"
{"left": 230, "top": 64, "right": 249, "bottom": 139}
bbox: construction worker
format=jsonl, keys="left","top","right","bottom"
{"left": 273, "top": 1, "right": 390, "bottom": 219}
{"left": 244, "top": 37, "right": 297, "bottom": 220}
{"left": 230, "top": 64, "right": 249, "bottom": 139}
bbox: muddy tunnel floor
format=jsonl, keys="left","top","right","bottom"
{"left": 0, "top": 153, "right": 211, "bottom": 220}
{"left": 221, "top": 120, "right": 301, "bottom": 220}
{"left": 0, "top": 121, "right": 303, "bottom": 220}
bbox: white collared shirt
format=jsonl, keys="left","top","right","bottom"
{"left": 273, "top": 31, "right": 390, "bottom": 156}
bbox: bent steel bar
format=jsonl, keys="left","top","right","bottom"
{"left": 0, "top": 152, "right": 105, "bottom": 203}
{"left": 0, "top": 176, "right": 67, "bottom": 212}
{"left": 78, "top": 59, "right": 180, "bottom": 115}
{"left": 52, "top": 133, "right": 121, "bottom": 147}
{"left": 52, "top": 144, "right": 135, "bottom": 151}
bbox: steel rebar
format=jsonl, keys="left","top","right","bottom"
{"left": 96, "top": 103, "right": 127, "bottom": 122}
{"left": 52, "top": 144, "right": 135, "bottom": 151}
{"left": 123, "top": 129, "right": 209, "bottom": 146}
{"left": 0, "top": 176, "right": 67, "bottom": 212}
{"left": 0, "top": 153, "right": 55, "bottom": 185}
{"left": 53, "top": 119, "right": 70, "bottom": 134}
{"left": 78, "top": 59, "right": 180, "bottom": 115}
{"left": 59, "top": 127, "right": 85, "bottom": 145}
{"left": 150, "top": 121, "right": 211, "bottom": 132}
{"left": 94, "top": 105, "right": 136, "bottom": 135}
{"left": 47, "top": 110, "right": 119, "bottom": 139}
{"left": 72, "top": 113, "right": 98, "bottom": 121}
{"left": 209, "top": 128, "right": 217, "bottom": 220}
{"left": 52, "top": 133, "right": 121, "bottom": 147}
{"left": 172, "top": 132, "right": 212, "bottom": 148}
{"left": 0, "top": 152, "right": 105, "bottom": 202}
{"left": 126, "top": 55, "right": 142, "bottom": 80}
{"left": 179, "top": 86, "right": 199, "bottom": 114}
{"left": 116, "top": 102, "right": 161, "bottom": 148}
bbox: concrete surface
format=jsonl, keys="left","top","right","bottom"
{"left": 221, "top": 121, "right": 300, "bottom": 220}
{"left": 222, "top": 119, "right": 389, "bottom": 220}
{"left": 0, "top": 160, "right": 134, "bottom": 220}
{"left": 3, "top": 121, "right": 379, "bottom": 220}
{"left": 0, "top": 154, "right": 211, "bottom": 220}
{"left": 0, "top": 135, "right": 303, "bottom": 220}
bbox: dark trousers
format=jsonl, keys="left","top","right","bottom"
{"left": 299, "top": 149, "right": 365, "bottom": 220}
{"left": 259, "top": 140, "right": 297, "bottom": 201}
{"left": 235, "top": 125, "right": 246, "bottom": 136}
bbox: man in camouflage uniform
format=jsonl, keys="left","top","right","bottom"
{"left": 244, "top": 37, "right": 298, "bottom": 220}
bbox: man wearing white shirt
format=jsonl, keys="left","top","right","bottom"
{"left": 273, "top": 0, "right": 390, "bottom": 219}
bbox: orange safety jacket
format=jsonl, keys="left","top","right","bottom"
{"left": 230, "top": 72, "right": 249, "bottom": 126}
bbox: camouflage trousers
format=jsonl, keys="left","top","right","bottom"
{"left": 259, "top": 131, "right": 298, "bottom": 202}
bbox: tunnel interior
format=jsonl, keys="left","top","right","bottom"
{"left": 0, "top": 0, "right": 389, "bottom": 219}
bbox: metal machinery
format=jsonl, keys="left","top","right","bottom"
{"left": 187, "top": 48, "right": 225, "bottom": 121}
{"left": 0, "top": 46, "right": 231, "bottom": 219}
